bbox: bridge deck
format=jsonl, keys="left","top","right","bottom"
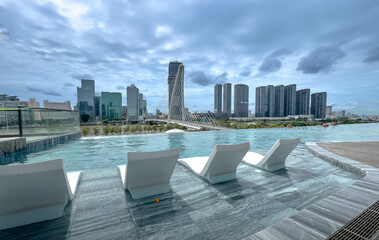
{"left": 144, "top": 119, "right": 231, "bottom": 131}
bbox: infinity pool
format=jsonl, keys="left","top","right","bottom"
{"left": 1, "top": 123, "right": 378, "bottom": 238}
{"left": 2, "top": 123, "right": 378, "bottom": 171}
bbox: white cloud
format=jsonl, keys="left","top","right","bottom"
{"left": 155, "top": 26, "right": 171, "bottom": 37}
{"left": 164, "top": 40, "right": 183, "bottom": 50}
{"left": 39, "top": 0, "right": 92, "bottom": 31}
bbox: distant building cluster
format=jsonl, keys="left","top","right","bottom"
{"left": 0, "top": 94, "right": 70, "bottom": 110}
{"left": 214, "top": 83, "right": 249, "bottom": 118}
{"left": 76, "top": 79, "right": 147, "bottom": 122}
{"left": 0, "top": 95, "right": 36, "bottom": 108}
{"left": 213, "top": 83, "right": 346, "bottom": 119}
{"left": 255, "top": 84, "right": 327, "bottom": 119}
{"left": 326, "top": 106, "right": 347, "bottom": 119}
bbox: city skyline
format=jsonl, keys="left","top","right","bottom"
{"left": 0, "top": 0, "right": 379, "bottom": 114}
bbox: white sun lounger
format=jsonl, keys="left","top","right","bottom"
{"left": 178, "top": 142, "right": 250, "bottom": 184}
{"left": 242, "top": 137, "right": 300, "bottom": 171}
{"left": 118, "top": 148, "right": 180, "bottom": 199}
{"left": 0, "top": 159, "right": 82, "bottom": 230}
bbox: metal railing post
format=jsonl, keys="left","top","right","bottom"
{"left": 18, "top": 107, "right": 23, "bottom": 137}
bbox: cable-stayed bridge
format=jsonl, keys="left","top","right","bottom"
{"left": 146, "top": 63, "right": 231, "bottom": 131}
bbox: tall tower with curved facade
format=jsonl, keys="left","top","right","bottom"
{"left": 168, "top": 61, "right": 184, "bottom": 120}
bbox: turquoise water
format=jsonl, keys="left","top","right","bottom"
{"left": 2, "top": 123, "right": 379, "bottom": 171}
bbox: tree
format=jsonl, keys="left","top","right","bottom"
{"left": 80, "top": 114, "right": 90, "bottom": 123}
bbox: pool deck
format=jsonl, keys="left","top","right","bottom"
{"left": 247, "top": 141, "right": 379, "bottom": 240}
{"left": 317, "top": 141, "right": 379, "bottom": 168}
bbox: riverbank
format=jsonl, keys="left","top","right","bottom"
{"left": 221, "top": 118, "right": 374, "bottom": 129}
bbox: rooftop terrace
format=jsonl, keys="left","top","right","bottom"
{"left": 0, "top": 144, "right": 361, "bottom": 239}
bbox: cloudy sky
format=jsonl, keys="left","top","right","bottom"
{"left": 0, "top": 0, "right": 378, "bottom": 114}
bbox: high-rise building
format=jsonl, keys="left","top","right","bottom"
{"left": 255, "top": 85, "right": 282, "bottom": 117}
{"left": 101, "top": 92, "right": 123, "bottom": 120}
{"left": 168, "top": 61, "right": 184, "bottom": 120}
{"left": 214, "top": 84, "right": 222, "bottom": 117}
{"left": 138, "top": 93, "right": 143, "bottom": 117}
{"left": 274, "top": 85, "right": 284, "bottom": 117}
{"left": 255, "top": 86, "right": 268, "bottom": 117}
{"left": 267, "top": 85, "right": 276, "bottom": 117}
{"left": 234, "top": 84, "right": 249, "bottom": 117}
{"left": 77, "top": 79, "right": 95, "bottom": 121}
{"left": 127, "top": 84, "right": 139, "bottom": 122}
{"left": 44, "top": 100, "right": 71, "bottom": 110}
{"left": 142, "top": 99, "right": 147, "bottom": 115}
{"left": 284, "top": 84, "right": 296, "bottom": 116}
{"left": 223, "top": 83, "right": 232, "bottom": 118}
{"left": 296, "top": 89, "right": 310, "bottom": 115}
{"left": 311, "top": 92, "right": 327, "bottom": 119}
{"left": 94, "top": 96, "right": 102, "bottom": 121}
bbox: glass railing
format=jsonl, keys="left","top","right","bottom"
{"left": 0, "top": 108, "right": 80, "bottom": 137}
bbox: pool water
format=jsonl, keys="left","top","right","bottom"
{"left": 2, "top": 123, "right": 378, "bottom": 171}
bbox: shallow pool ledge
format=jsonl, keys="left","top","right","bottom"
{"left": 0, "top": 137, "right": 27, "bottom": 156}
{"left": 245, "top": 142, "right": 379, "bottom": 240}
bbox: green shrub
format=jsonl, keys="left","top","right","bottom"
{"left": 152, "top": 125, "right": 157, "bottom": 131}
{"left": 81, "top": 126, "right": 90, "bottom": 135}
{"left": 124, "top": 125, "right": 130, "bottom": 132}
{"left": 112, "top": 125, "right": 122, "bottom": 134}
{"left": 93, "top": 126, "right": 100, "bottom": 135}
{"left": 103, "top": 125, "right": 111, "bottom": 135}
{"left": 341, "top": 119, "right": 360, "bottom": 124}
